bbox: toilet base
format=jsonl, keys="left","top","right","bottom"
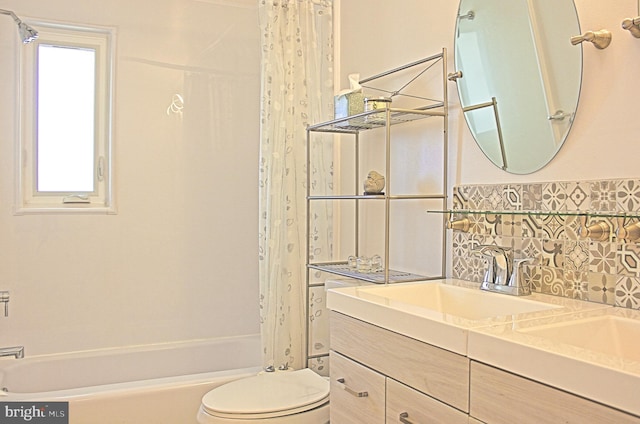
{"left": 196, "top": 402, "right": 329, "bottom": 424}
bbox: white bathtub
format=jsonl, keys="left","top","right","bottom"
{"left": 0, "top": 334, "right": 262, "bottom": 424}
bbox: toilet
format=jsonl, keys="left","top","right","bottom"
{"left": 197, "top": 368, "right": 330, "bottom": 423}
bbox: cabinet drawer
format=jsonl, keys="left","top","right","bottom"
{"left": 470, "top": 361, "right": 640, "bottom": 424}
{"left": 386, "top": 378, "right": 468, "bottom": 424}
{"left": 330, "top": 311, "right": 469, "bottom": 412}
{"left": 330, "top": 351, "right": 385, "bottom": 424}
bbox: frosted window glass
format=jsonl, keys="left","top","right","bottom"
{"left": 37, "top": 45, "right": 96, "bottom": 192}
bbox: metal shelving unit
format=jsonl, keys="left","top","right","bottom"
{"left": 304, "top": 48, "right": 449, "bottom": 368}
{"left": 306, "top": 49, "right": 448, "bottom": 284}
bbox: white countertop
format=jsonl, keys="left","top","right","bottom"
{"left": 327, "top": 279, "right": 639, "bottom": 417}
{"left": 468, "top": 307, "right": 640, "bottom": 417}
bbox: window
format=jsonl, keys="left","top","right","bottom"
{"left": 16, "top": 21, "right": 115, "bottom": 214}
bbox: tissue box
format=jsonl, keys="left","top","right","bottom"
{"left": 334, "top": 91, "right": 364, "bottom": 121}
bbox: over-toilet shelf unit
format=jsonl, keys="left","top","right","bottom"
{"left": 305, "top": 48, "right": 449, "bottom": 288}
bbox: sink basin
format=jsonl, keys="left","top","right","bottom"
{"left": 326, "top": 279, "right": 578, "bottom": 354}
{"left": 519, "top": 314, "right": 640, "bottom": 362}
{"left": 356, "top": 282, "right": 561, "bottom": 320}
{"left": 468, "top": 307, "right": 640, "bottom": 417}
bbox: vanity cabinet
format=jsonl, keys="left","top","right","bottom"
{"left": 470, "top": 361, "right": 640, "bottom": 424}
{"left": 329, "top": 311, "right": 469, "bottom": 423}
{"left": 330, "top": 351, "right": 385, "bottom": 424}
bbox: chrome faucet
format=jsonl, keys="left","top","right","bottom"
{"left": 0, "top": 346, "right": 24, "bottom": 359}
{"left": 472, "top": 245, "right": 532, "bottom": 296}
{"left": 472, "top": 245, "right": 513, "bottom": 285}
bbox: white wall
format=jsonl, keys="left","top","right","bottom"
{"left": 338, "top": 0, "right": 640, "bottom": 186}
{"left": 0, "top": 0, "right": 260, "bottom": 355}
{"left": 337, "top": 0, "right": 640, "bottom": 280}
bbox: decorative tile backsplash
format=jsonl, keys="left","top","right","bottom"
{"left": 452, "top": 179, "right": 640, "bottom": 310}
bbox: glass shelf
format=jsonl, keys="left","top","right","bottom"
{"left": 429, "top": 209, "right": 640, "bottom": 219}
{"left": 308, "top": 262, "right": 434, "bottom": 284}
{"left": 307, "top": 106, "right": 444, "bottom": 134}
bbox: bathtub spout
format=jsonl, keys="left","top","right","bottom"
{"left": 0, "top": 346, "right": 23, "bottom": 359}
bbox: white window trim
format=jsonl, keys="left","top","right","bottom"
{"left": 15, "top": 20, "right": 116, "bottom": 215}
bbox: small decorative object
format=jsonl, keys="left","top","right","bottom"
{"left": 356, "top": 256, "right": 372, "bottom": 273}
{"left": 364, "top": 170, "right": 385, "bottom": 195}
{"left": 347, "top": 255, "right": 357, "bottom": 270}
{"left": 348, "top": 254, "right": 383, "bottom": 274}
{"left": 370, "top": 255, "right": 383, "bottom": 272}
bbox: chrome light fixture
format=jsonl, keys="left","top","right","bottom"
{"left": 0, "top": 9, "right": 38, "bottom": 44}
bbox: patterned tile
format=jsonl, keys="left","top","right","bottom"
{"left": 539, "top": 266, "right": 566, "bottom": 296}
{"left": 521, "top": 215, "right": 543, "bottom": 238}
{"left": 590, "top": 180, "right": 616, "bottom": 211}
{"left": 617, "top": 243, "right": 640, "bottom": 277}
{"left": 452, "top": 179, "right": 640, "bottom": 311}
{"left": 527, "top": 265, "right": 542, "bottom": 293}
{"left": 452, "top": 231, "right": 468, "bottom": 259}
{"left": 467, "top": 186, "right": 485, "bottom": 210}
{"left": 587, "top": 273, "right": 616, "bottom": 305}
{"left": 564, "top": 270, "right": 589, "bottom": 300}
{"left": 563, "top": 215, "right": 581, "bottom": 241}
{"left": 452, "top": 186, "right": 466, "bottom": 210}
{"left": 589, "top": 241, "right": 617, "bottom": 274}
{"left": 565, "top": 240, "right": 590, "bottom": 272}
{"left": 466, "top": 213, "right": 485, "bottom": 235}
{"left": 521, "top": 184, "right": 542, "bottom": 211}
{"left": 452, "top": 256, "right": 468, "bottom": 280}
{"left": 542, "top": 182, "right": 567, "bottom": 211}
{"left": 615, "top": 276, "right": 640, "bottom": 309}
{"left": 484, "top": 185, "right": 504, "bottom": 210}
{"left": 503, "top": 185, "right": 522, "bottom": 210}
{"left": 521, "top": 238, "right": 543, "bottom": 265}
{"left": 541, "top": 239, "right": 564, "bottom": 268}
{"left": 540, "top": 214, "right": 566, "bottom": 239}
{"left": 616, "top": 179, "right": 640, "bottom": 211}
{"left": 484, "top": 213, "right": 502, "bottom": 236}
{"left": 565, "top": 181, "right": 590, "bottom": 211}
{"left": 499, "top": 214, "right": 522, "bottom": 237}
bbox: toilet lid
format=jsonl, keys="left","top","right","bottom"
{"left": 202, "top": 369, "right": 329, "bottom": 419}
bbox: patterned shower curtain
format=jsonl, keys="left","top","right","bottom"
{"left": 258, "top": 0, "right": 334, "bottom": 370}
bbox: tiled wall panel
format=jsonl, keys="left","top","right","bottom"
{"left": 452, "top": 179, "right": 640, "bottom": 309}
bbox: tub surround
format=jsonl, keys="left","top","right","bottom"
{"left": 452, "top": 178, "right": 640, "bottom": 310}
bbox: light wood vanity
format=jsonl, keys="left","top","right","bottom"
{"left": 329, "top": 310, "right": 640, "bottom": 424}
{"left": 330, "top": 311, "right": 468, "bottom": 423}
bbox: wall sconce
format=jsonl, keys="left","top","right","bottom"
{"left": 571, "top": 30, "right": 612, "bottom": 49}
{"left": 622, "top": 17, "right": 640, "bottom": 37}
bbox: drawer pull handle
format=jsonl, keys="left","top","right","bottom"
{"left": 399, "top": 412, "right": 415, "bottom": 424}
{"left": 336, "top": 378, "right": 368, "bottom": 397}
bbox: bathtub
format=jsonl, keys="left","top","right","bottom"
{"left": 0, "top": 334, "right": 262, "bottom": 424}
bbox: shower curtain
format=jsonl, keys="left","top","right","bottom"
{"left": 258, "top": 0, "right": 334, "bottom": 370}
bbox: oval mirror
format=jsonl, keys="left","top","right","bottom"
{"left": 454, "top": 0, "right": 582, "bottom": 174}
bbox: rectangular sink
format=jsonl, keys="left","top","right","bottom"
{"left": 356, "top": 282, "right": 561, "bottom": 321}
{"left": 468, "top": 307, "right": 640, "bottom": 417}
{"left": 327, "top": 279, "right": 584, "bottom": 355}
{"left": 519, "top": 314, "right": 640, "bottom": 362}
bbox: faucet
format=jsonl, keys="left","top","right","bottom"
{"left": 0, "top": 346, "right": 24, "bottom": 359}
{"left": 472, "top": 245, "right": 532, "bottom": 296}
{"left": 472, "top": 245, "right": 513, "bottom": 285}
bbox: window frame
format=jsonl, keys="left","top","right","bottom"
{"left": 15, "top": 20, "right": 116, "bottom": 214}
